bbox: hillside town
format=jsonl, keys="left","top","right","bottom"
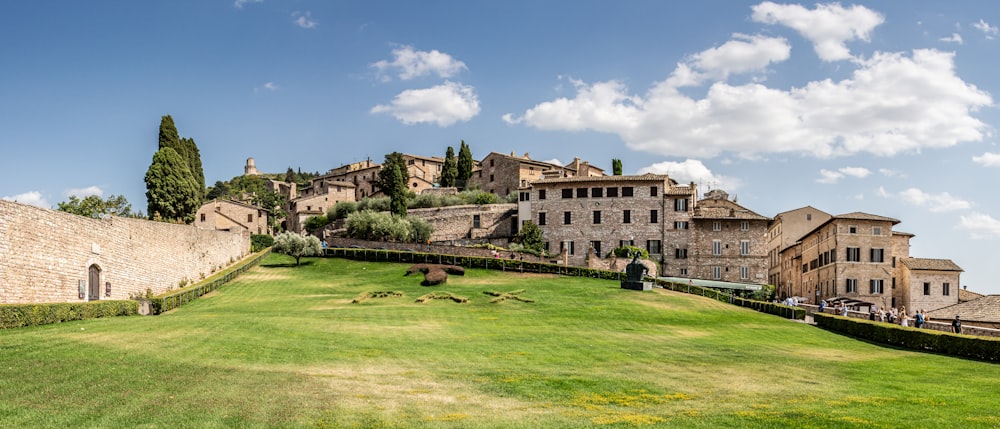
{"left": 189, "top": 151, "right": 991, "bottom": 329}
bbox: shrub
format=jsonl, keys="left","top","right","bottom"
{"left": 813, "top": 313, "right": 1000, "bottom": 362}
{"left": 345, "top": 210, "right": 434, "bottom": 243}
{"left": 251, "top": 234, "right": 274, "bottom": 252}
{"left": 273, "top": 231, "right": 322, "bottom": 266}
{"left": 357, "top": 197, "right": 390, "bottom": 213}
{"left": 304, "top": 215, "right": 331, "bottom": 233}
{"left": 607, "top": 245, "right": 649, "bottom": 259}
{"left": 0, "top": 301, "right": 139, "bottom": 329}
{"left": 329, "top": 201, "right": 359, "bottom": 220}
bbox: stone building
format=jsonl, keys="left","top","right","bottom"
{"left": 686, "top": 190, "right": 770, "bottom": 283}
{"left": 766, "top": 206, "right": 832, "bottom": 291}
{"left": 287, "top": 183, "right": 356, "bottom": 233}
{"left": 776, "top": 211, "right": 961, "bottom": 312}
{"left": 309, "top": 159, "right": 381, "bottom": 201}
{"left": 409, "top": 204, "right": 517, "bottom": 243}
{"left": 927, "top": 295, "right": 1000, "bottom": 330}
{"left": 518, "top": 173, "right": 696, "bottom": 271}
{"left": 470, "top": 152, "right": 604, "bottom": 198}
{"left": 195, "top": 199, "right": 270, "bottom": 235}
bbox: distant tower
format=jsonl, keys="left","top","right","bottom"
{"left": 245, "top": 158, "right": 260, "bottom": 176}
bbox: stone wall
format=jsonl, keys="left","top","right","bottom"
{"left": 408, "top": 204, "right": 516, "bottom": 242}
{"left": 1, "top": 200, "right": 249, "bottom": 304}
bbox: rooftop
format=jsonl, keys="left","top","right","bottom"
{"left": 927, "top": 295, "right": 1000, "bottom": 323}
{"left": 899, "top": 257, "right": 963, "bottom": 272}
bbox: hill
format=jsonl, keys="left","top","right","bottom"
{"left": 1, "top": 255, "right": 997, "bottom": 428}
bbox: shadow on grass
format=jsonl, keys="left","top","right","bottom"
{"left": 261, "top": 260, "right": 316, "bottom": 268}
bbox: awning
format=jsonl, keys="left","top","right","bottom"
{"left": 657, "top": 277, "right": 763, "bottom": 291}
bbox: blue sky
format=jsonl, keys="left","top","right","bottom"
{"left": 3, "top": 1, "right": 1000, "bottom": 293}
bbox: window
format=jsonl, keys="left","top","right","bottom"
{"left": 560, "top": 241, "right": 575, "bottom": 255}
{"left": 650, "top": 209, "right": 658, "bottom": 224}
{"left": 619, "top": 239, "right": 634, "bottom": 247}
{"left": 489, "top": 159, "right": 494, "bottom": 166}
{"left": 473, "top": 214, "right": 481, "bottom": 229}
{"left": 713, "top": 221, "right": 722, "bottom": 231}
{"left": 740, "top": 240, "right": 750, "bottom": 256}
{"left": 802, "top": 263, "right": 808, "bottom": 273}
{"left": 247, "top": 214, "right": 253, "bottom": 222}
{"left": 200, "top": 213, "right": 206, "bottom": 222}
{"left": 806, "top": 213, "right": 812, "bottom": 221}
{"left": 591, "top": 241, "right": 602, "bottom": 256}
{"left": 870, "top": 279, "right": 884, "bottom": 294}
{"left": 647, "top": 240, "right": 661, "bottom": 255}
{"left": 519, "top": 192, "right": 529, "bottom": 202}
{"left": 846, "top": 247, "right": 861, "bottom": 262}
{"left": 544, "top": 242, "right": 550, "bottom": 252}
{"left": 593, "top": 210, "right": 601, "bottom": 224}
{"left": 591, "top": 187, "right": 603, "bottom": 198}
{"left": 607, "top": 187, "right": 619, "bottom": 197}
{"left": 538, "top": 212, "right": 546, "bottom": 226}
{"left": 577, "top": 188, "right": 588, "bottom": 198}
{"left": 675, "top": 248, "right": 688, "bottom": 259}
{"left": 943, "top": 283, "right": 951, "bottom": 296}
{"left": 846, "top": 278, "right": 858, "bottom": 293}
{"left": 849, "top": 225, "right": 858, "bottom": 234}
{"left": 870, "top": 248, "right": 884, "bottom": 263}
{"left": 712, "top": 266, "right": 722, "bottom": 280}
{"left": 739, "top": 266, "right": 749, "bottom": 280}
{"left": 622, "top": 187, "right": 634, "bottom": 197}
{"left": 873, "top": 226, "right": 882, "bottom": 235}
{"left": 923, "top": 282, "right": 931, "bottom": 295}
{"left": 623, "top": 210, "right": 631, "bottom": 224}
{"left": 539, "top": 190, "right": 546, "bottom": 200}
{"left": 650, "top": 186, "right": 658, "bottom": 197}
{"left": 562, "top": 189, "right": 573, "bottom": 199}
{"left": 740, "top": 221, "right": 749, "bottom": 231}
{"left": 674, "top": 198, "right": 688, "bottom": 211}
{"left": 712, "top": 240, "right": 722, "bottom": 256}
{"left": 563, "top": 211, "right": 572, "bottom": 225}
{"left": 489, "top": 174, "right": 494, "bottom": 182}
{"left": 674, "top": 221, "right": 689, "bottom": 230}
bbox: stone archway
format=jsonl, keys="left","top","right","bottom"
{"left": 88, "top": 264, "right": 101, "bottom": 301}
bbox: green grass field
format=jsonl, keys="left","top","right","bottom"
{"left": 2, "top": 254, "right": 998, "bottom": 428}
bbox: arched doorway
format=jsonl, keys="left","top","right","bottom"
{"left": 88, "top": 264, "right": 101, "bottom": 301}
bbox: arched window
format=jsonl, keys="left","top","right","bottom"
{"left": 88, "top": 264, "right": 101, "bottom": 301}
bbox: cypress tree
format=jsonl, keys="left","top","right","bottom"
{"left": 145, "top": 147, "right": 200, "bottom": 223}
{"left": 440, "top": 146, "right": 458, "bottom": 188}
{"left": 612, "top": 158, "right": 623, "bottom": 176}
{"left": 377, "top": 152, "right": 410, "bottom": 217}
{"left": 457, "top": 140, "right": 473, "bottom": 188}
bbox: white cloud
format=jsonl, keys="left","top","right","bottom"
{"left": 898, "top": 188, "right": 971, "bottom": 212}
{"left": 879, "top": 168, "right": 903, "bottom": 177}
{"left": 972, "top": 152, "right": 1000, "bottom": 167}
{"left": 939, "top": 33, "right": 963, "bottom": 44}
{"left": 64, "top": 186, "right": 103, "bottom": 198}
{"left": 637, "top": 159, "right": 741, "bottom": 190}
{"left": 234, "top": 0, "right": 262, "bottom": 9}
{"left": 293, "top": 11, "right": 317, "bottom": 29}
{"left": 876, "top": 186, "right": 889, "bottom": 198}
{"left": 542, "top": 158, "right": 563, "bottom": 166}
{"left": 254, "top": 82, "right": 278, "bottom": 94}
{"left": 751, "top": 1, "right": 884, "bottom": 61}
{"left": 959, "top": 212, "right": 1000, "bottom": 239}
{"left": 973, "top": 19, "right": 998, "bottom": 39}
{"left": 371, "top": 81, "right": 480, "bottom": 126}
{"left": 506, "top": 47, "right": 992, "bottom": 159}
{"left": 839, "top": 166, "right": 871, "bottom": 178}
{"left": 816, "top": 169, "right": 843, "bottom": 184}
{"left": 668, "top": 34, "right": 790, "bottom": 86}
{"left": 371, "top": 46, "right": 467, "bottom": 81}
{"left": 2, "top": 191, "right": 50, "bottom": 208}
{"left": 816, "top": 166, "right": 870, "bottom": 184}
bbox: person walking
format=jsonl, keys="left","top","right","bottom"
{"left": 915, "top": 309, "right": 925, "bottom": 328}
{"left": 952, "top": 315, "right": 962, "bottom": 334}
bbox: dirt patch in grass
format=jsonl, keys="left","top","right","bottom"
{"left": 298, "top": 364, "right": 548, "bottom": 420}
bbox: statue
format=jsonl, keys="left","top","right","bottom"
{"left": 621, "top": 250, "right": 652, "bottom": 291}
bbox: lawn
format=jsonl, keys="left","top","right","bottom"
{"left": 1, "top": 254, "right": 998, "bottom": 428}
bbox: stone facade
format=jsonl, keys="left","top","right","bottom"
{"left": 519, "top": 174, "right": 698, "bottom": 272}
{"left": 408, "top": 204, "right": 517, "bottom": 242}
{"left": 288, "top": 182, "right": 356, "bottom": 233}
{"left": 1, "top": 200, "right": 248, "bottom": 304}
{"left": 469, "top": 152, "right": 603, "bottom": 198}
{"left": 766, "top": 206, "right": 832, "bottom": 290}
{"left": 195, "top": 199, "right": 270, "bottom": 235}
{"left": 687, "top": 190, "right": 770, "bottom": 284}
{"left": 776, "top": 211, "right": 960, "bottom": 312}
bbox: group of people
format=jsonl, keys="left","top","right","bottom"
{"left": 816, "top": 299, "right": 964, "bottom": 334}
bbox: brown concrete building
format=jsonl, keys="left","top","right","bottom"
{"left": 687, "top": 190, "right": 770, "bottom": 283}
{"left": 518, "top": 173, "right": 696, "bottom": 271}
{"left": 470, "top": 152, "right": 604, "bottom": 198}
{"left": 195, "top": 199, "right": 270, "bottom": 235}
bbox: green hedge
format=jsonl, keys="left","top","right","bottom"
{"left": 813, "top": 313, "right": 1000, "bottom": 362}
{"left": 0, "top": 300, "right": 139, "bottom": 329}
{"left": 654, "top": 279, "right": 805, "bottom": 320}
{"left": 149, "top": 249, "right": 271, "bottom": 315}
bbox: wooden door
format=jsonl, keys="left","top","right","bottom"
{"left": 88, "top": 265, "right": 101, "bottom": 301}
